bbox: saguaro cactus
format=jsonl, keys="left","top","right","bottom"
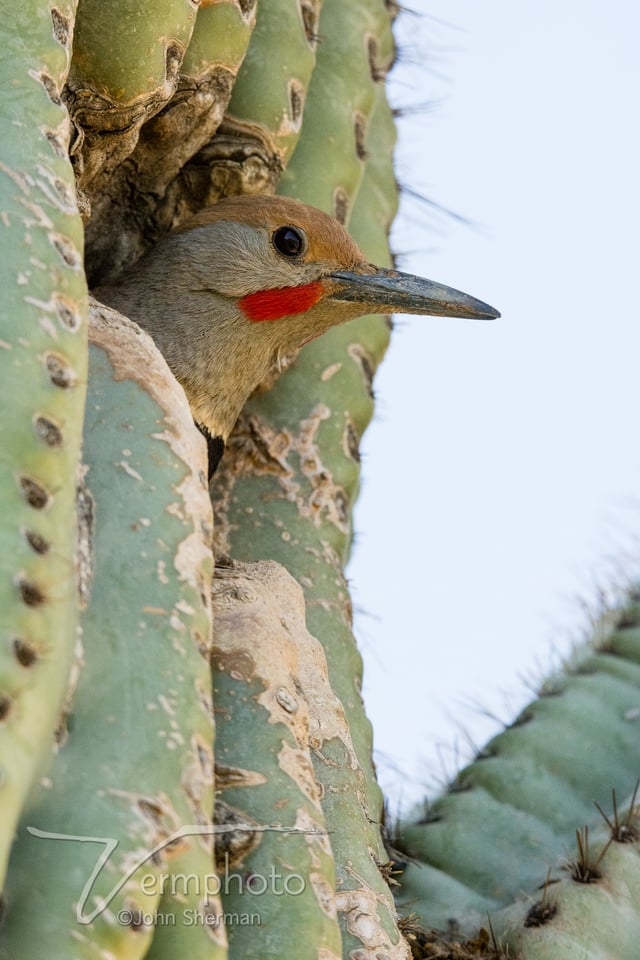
{"left": 2, "top": 3, "right": 639, "bottom": 958}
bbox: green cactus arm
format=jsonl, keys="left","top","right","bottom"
{"left": 69, "top": 0, "right": 198, "bottom": 101}
{"left": 224, "top": 0, "right": 324, "bottom": 174}
{"left": 209, "top": 558, "right": 343, "bottom": 960}
{"left": 278, "top": 0, "right": 395, "bottom": 223}
{"left": 182, "top": 0, "right": 255, "bottom": 77}
{"left": 347, "top": 88, "right": 398, "bottom": 267}
{"left": 492, "top": 800, "right": 640, "bottom": 959}
{"left": 403, "top": 801, "right": 640, "bottom": 959}
{"left": 0, "top": 303, "right": 220, "bottom": 959}
{"left": 394, "top": 593, "right": 640, "bottom": 934}
{"left": 173, "top": 0, "right": 319, "bottom": 209}
{"left": 66, "top": 0, "right": 199, "bottom": 192}
{"left": 143, "top": 840, "right": 228, "bottom": 960}
{"left": 84, "top": 0, "right": 256, "bottom": 284}
{"left": 0, "top": 0, "right": 88, "bottom": 893}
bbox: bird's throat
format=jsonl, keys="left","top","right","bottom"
{"left": 239, "top": 281, "right": 325, "bottom": 322}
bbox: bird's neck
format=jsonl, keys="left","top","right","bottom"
{"left": 162, "top": 292, "right": 283, "bottom": 440}
{"left": 94, "top": 275, "right": 285, "bottom": 440}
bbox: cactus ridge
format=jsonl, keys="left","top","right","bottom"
{"left": 0, "top": 0, "right": 88, "bottom": 895}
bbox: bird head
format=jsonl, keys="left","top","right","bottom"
{"left": 95, "top": 195, "right": 499, "bottom": 461}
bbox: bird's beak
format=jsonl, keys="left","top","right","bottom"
{"left": 328, "top": 266, "right": 500, "bottom": 320}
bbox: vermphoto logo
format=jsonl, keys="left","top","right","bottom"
{"left": 27, "top": 821, "right": 326, "bottom": 924}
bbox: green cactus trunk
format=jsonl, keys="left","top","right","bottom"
{"left": 0, "top": 305, "right": 222, "bottom": 958}
{"left": 0, "top": 0, "right": 88, "bottom": 893}
{"left": 210, "top": 557, "right": 342, "bottom": 960}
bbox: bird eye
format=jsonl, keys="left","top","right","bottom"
{"left": 272, "top": 225, "right": 306, "bottom": 258}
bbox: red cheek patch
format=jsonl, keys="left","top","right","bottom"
{"left": 239, "top": 281, "right": 325, "bottom": 322}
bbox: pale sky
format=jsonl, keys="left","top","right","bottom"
{"left": 349, "top": 1, "right": 640, "bottom": 811}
